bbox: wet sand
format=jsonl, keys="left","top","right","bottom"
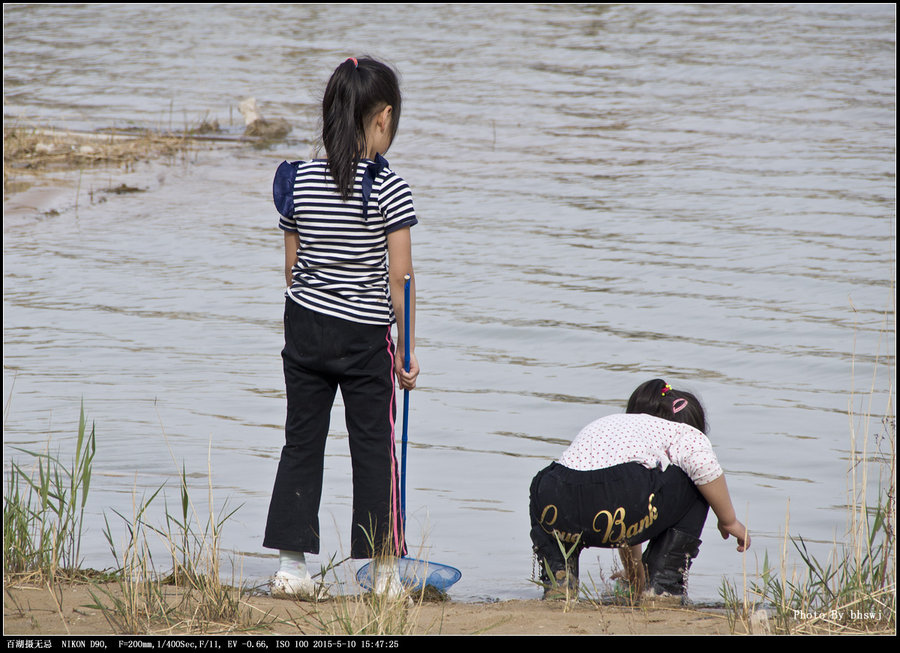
{"left": 2, "top": 580, "right": 743, "bottom": 637}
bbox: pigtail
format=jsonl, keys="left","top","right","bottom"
{"left": 322, "top": 59, "right": 367, "bottom": 201}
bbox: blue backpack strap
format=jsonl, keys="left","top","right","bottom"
{"left": 273, "top": 160, "right": 301, "bottom": 218}
{"left": 361, "top": 153, "right": 389, "bottom": 219}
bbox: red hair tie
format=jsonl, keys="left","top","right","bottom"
{"left": 661, "top": 383, "right": 672, "bottom": 397}
{"left": 347, "top": 57, "right": 358, "bottom": 68}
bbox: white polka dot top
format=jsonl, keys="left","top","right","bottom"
{"left": 557, "top": 413, "right": 723, "bottom": 486}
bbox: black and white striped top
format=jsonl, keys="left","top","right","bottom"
{"left": 274, "top": 156, "right": 418, "bottom": 325}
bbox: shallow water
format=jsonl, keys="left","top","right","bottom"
{"left": 3, "top": 3, "right": 895, "bottom": 603}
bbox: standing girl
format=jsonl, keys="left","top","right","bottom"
{"left": 264, "top": 57, "right": 419, "bottom": 599}
{"left": 529, "top": 379, "right": 749, "bottom": 600}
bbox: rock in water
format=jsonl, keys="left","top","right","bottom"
{"left": 238, "top": 97, "right": 291, "bottom": 140}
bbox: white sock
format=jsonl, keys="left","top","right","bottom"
{"left": 375, "top": 557, "right": 400, "bottom": 584}
{"left": 374, "top": 557, "right": 401, "bottom": 590}
{"left": 279, "top": 550, "right": 309, "bottom": 579}
{"left": 375, "top": 557, "right": 399, "bottom": 574}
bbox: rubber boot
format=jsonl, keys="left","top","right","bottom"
{"left": 641, "top": 528, "right": 701, "bottom": 598}
{"left": 538, "top": 548, "right": 580, "bottom": 600}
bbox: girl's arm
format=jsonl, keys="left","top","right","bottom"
{"left": 387, "top": 226, "right": 418, "bottom": 390}
{"left": 697, "top": 475, "right": 750, "bottom": 552}
{"left": 284, "top": 232, "right": 299, "bottom": 288}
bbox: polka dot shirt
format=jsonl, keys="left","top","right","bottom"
{"left": 557, "top": 413, "right": 723, "bottom": 486}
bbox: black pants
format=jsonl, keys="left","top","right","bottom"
{"left": 263, "top": 299, "right": 406, "bottom": 559}
{"left": 529, "top": 462, "right": 708, "bottom": 574}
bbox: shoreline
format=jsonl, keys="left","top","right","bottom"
{"left": 2, "top": 578, "right": 745, "bottom": 637}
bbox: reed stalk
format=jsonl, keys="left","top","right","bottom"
{"left": 3, "top": 402, "right": 96, "bottom": 581}
{"left": 3, "top": 399, "right": 273, "bottom": 634}
{"left": 720, "top": 297, "right": 896, "bottom": 635}
{"left": 86, "top": 443, "right": 270, "bottom": 634}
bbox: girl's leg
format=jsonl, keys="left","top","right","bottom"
{"left": 529, "top": 464, "right": 582, "bottom": 597}
{"left": 263, "top": 301, "right": 338, "bottom": 553}
{"left": 638, "top": 465, "right": 709, "bottom": 597}
{"left": 339, "top": 326, "right": 405, "bottom": 560}
{"left": 652, "top": 465, "right": 709, "bottom": 539}
{"left": 641, "top": 528, "right": 702, "bottom": 597}
{"left": 529, "top": 466, "right": 561, "bottom": 569}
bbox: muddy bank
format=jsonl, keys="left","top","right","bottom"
{"left": 3, "top": 125, "right": 208, "bottom": 187}
{"left": 2, "top": 124, "right": 237, "bottom": 229}
{"left": 2, "top": 122, "right": 264, "bottom": 213}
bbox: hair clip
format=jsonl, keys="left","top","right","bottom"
{"left": 672, "top": 398, "right": 688, "bottom": 414}
{"left": 347, "top": 57, "right": 358, "bottom": 68}
{"left": 661, "top": 383, "right": 672, "bottom": 396}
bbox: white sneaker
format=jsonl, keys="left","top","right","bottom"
{"left": 271, "top": 571, "right": 328, "bottom": 601}
{"left": 372, "top": 563, "right": 407, "bottom": 602}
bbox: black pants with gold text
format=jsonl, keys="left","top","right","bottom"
{"left": 264, "top": 299, "right": 406, "bottom": 559}
{"left": 529, "top": 461, "right": 708, "bottom": 574}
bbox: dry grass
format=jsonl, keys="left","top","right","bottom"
{"left": 3, "top": 123, "right": 203, "bottom": 194}
{"left": 720, "top": 293, "right": 896, "bottom": 635}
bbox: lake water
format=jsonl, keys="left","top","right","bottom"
{"left": 3, "top": 3, "right": 895, "bottom": 604}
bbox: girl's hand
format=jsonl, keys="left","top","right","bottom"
{"left": 395, "top": 350, "right": 419, "bottom": 390}
{"left": 698, "top": 476, "right": 749, "bottom": 552}
{"left": 613, "top": 544, "right": 645, "bottom": 595}
{"left": 718, "top": 519, "right": 750, "bottom": 552}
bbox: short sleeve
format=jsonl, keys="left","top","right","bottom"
{"left": 668, "top": 428, "right": 724, "bottom": 486}
{"left": 274, "top": 160, "right": 301, "bottom": 231}
{"left": 377, "top": 171, "right": 418, "bottom": 234}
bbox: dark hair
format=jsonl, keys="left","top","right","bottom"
{"left": 322, "top": 57, "right": 402, "bottom": 201}
{"left": 625, "top": 378, "right": 708, "bottom": 434}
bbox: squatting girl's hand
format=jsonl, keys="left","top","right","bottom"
{"left": 395, "top": 350, "right": 419, "bottom": 390}
{"left": 718, "top": 519, "right": 750, "bottom": 552}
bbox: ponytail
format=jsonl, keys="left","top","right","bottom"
{"left": 626, "top": 378, "right": 708, "bottom": 434}
{"left": 322, "top": 57, "right": 402, "bottom": 201}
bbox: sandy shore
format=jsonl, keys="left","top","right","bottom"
{"left": 3, "top": 580, "right": 744, "bottom": 637}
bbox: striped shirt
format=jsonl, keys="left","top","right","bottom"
{"left": 274, "top": 157, "right": 418, "bottom": 325}
{"left": 558, "top": 413, "right": 723, "bottom": 486}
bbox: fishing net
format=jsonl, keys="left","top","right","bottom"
{"left": 356, "top": 557, "right": 462, "bottom": 593}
